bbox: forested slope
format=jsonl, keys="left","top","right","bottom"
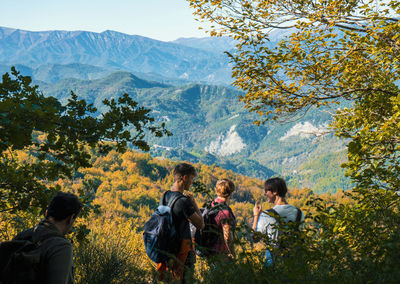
{"left": 35, "top": 71, "right": 350, "bottom": 193}
{"left": 2, "top": 147, "right": 398, "bottom": 283}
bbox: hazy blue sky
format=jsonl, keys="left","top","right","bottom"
{"left": 0, "top": 0, "right": 209, "bottom": 41}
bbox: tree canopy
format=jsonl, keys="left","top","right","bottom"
{"left": 0, "top": 67, "right": 171, "bottom": 213}
{"left": 187, "top": 0, "right": 400, "bottom": 190}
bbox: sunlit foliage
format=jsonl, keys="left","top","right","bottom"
{"left": 0, "top": 67, "right": 170, "bottom": 215}
{"left": 1, "top": 146, "right": 398, "bottom": 282}
{"left": 187, "top": 0, "right": 400, "bottom": 192}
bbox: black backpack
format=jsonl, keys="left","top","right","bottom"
{"left": 143, "top": 192, "right": 184, "bottom": 263}
{"left": 192, "top": 201, "right": 235, "bottom": 257}
{"left": 0, "top": 230, "right": 58, "bottom": 284}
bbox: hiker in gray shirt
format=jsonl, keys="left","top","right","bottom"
{"left": 14, "top": 192, "right": 83, "bottom": 284}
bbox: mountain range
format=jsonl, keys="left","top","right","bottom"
{"left": 0, "top": 26, "right": 350, "bottom": 193}
{"left": 0, "top": 26, "right": 232, "bottom": 85}
{"left": 36, "top": 71, "right": 349, "bottom": 193}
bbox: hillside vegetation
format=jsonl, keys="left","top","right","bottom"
{"left": 2, "top": 0, "right": 400, "bottom": 279}
{"left": 34, "top": 71, "right": 351, "bottom": 193}
{"left": 0, "top": 25, "right": 353, "bottom": 193}
{"left": 1, "top": 148, "right": 398, "bottom": 283}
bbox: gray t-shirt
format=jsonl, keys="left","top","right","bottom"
{"left": 255, "top": 204, "right": 304, "bottom": 241}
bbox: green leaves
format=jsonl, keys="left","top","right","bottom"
{"left": 100, "top": 93, "right": 171, "bottom": 152}
{"left": 188, "top": 0, "right": 400, "bottom": 192}
{"left": 333, "top": 88, "right": 400, "bottom": 191}
{"left": 0, "top": 68, "right": 171, "bottom": 214}
{"left": 186, "top": 3, "right": 400, "bottom": 279}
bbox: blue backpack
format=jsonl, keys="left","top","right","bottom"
{"left": 143, "top": 193, "right": 183, "bottom": 263}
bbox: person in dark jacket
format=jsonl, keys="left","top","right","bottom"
{"left": 14, "top": 192, "right": 83, "bottom": 284}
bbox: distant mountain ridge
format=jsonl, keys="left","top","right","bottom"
{"left": 0, "top": 62, "right": 112, "bottom": 83}
{"left": 36, "top": 71, "right": 349, "bottom": 192}
{"left": 0, "top": 26, "right": 351, "bottom": 192}
{"left": 0, "top": 62, "right": 194, "bottom": 85}
{"left": 172, "top": 37, "right": 237, "bottom": 54}
{"left": 0, "top": 26, "right": 232, "bottom": 84}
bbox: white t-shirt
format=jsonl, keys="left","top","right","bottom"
{"left": 255, "top": 204, "right": 304, "bottom": 241}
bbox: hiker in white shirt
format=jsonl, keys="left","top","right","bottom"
{"left": 252, "top": 177, "right": 304, "bottom": 266}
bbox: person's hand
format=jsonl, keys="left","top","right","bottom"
{"left": 253, "top": 201, "right": 262, "bottom": 217}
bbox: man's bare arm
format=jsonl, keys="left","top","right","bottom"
{"left": 185, "top": 193, "right": 204, "bottom": 229}
{"left": 252, "top": 202, "right": 262, "bottom": 230}
{"left": 188, "top": 212, "right": 205, "bottom": 230}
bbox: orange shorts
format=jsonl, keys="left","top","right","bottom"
{"left": 156, "top": 238, "right": 193, "bottom": 282}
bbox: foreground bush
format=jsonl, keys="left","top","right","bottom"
{"left": 73, "top": 187, "right": 398, "bottom": 283}
{"left": 198, "top": 188, "right": 400, "bottom": 284}
{"left": 74, "top": 217, "right": 154, "bottom": 284}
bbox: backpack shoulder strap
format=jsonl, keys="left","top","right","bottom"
{"left": 267, "top": 208, "right": 279, "bottom": 217}
{"left": 31, "top": 224, "right": 64, "bottom": 245}
{"left": 159, "top": 192, "right": 167, "bottom": 206}
{"left": 227, "top": 205, "right": 236, "bottom": 221}
{"left": 160, "top": 191, "right": 185, "bottom": 211}
{"left": 209, "top": 201, "right": 227, "bottom": 214}
{"left": 168, "top": 194, "right": 184, "bottom": 211}
{"left": 218, "top": 202, "right": 236, "bottom": 221}
{"left": 295, "top": 208, "right": 302, "bottom": 223}
{"left": 262, "top": 208, "right": 279, "bottom": 224}
{"left": 210, "top": 201, "right": 236, "bottom": 222}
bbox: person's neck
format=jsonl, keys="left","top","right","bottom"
{"left": 47, "top": 217, "right": 66, "bottom": 236}
{"left": 216, "top": 196, "right": 228, "bottom": 203}
{"left": 170, "top": 182, "right": 184, "bottom": 193}
{"left": 274, "top": 196, "right": 287, "bottom": 206}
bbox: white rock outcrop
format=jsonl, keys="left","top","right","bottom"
{"left": 152, "top": 144, "right": 172, "bottom": 151}
{"left": 280, "top": 122, "right": 327, "bottom": 141}
{"left": 161, "top": 115, "right": 170, "bottom": 122}
{"left": 205, "top": 125, "right": 246, "bottom": 156}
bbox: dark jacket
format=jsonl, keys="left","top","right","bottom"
{"left": 14, "top": 220, "right": 74, "bottom": 284}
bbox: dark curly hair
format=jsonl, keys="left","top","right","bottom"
{"left": 173, "top": 163, "right": 197, "bottom": 181}
{"left": 46, "top": 192, "right": 83, "bottom": 221}
{"left": 264, "top": 177, "right": 288, "bottom": 198}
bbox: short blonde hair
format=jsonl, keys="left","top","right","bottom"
{"left": 215, "top": 178, "right": 235, "bottom": 198}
